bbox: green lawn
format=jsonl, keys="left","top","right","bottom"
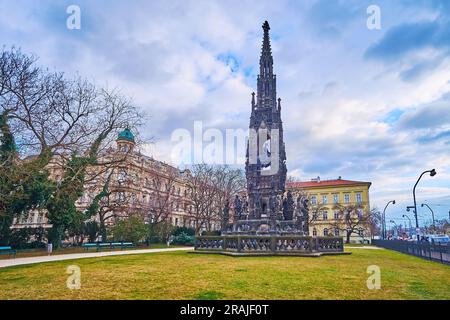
{"left": 0, "top": 243, "right": 180, "bottom": 260}
{"left": 0, "top": 248, "right": 449, "bottom": 300}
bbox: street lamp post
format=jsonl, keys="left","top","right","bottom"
{"left": 413, "top": 169, "right": 436, "bottom": 230}
{"left": 382, "top": 200, "right": 396, "bottom": 239}
{"left": 389, "top": 220, "right": 398, "bottom": 238}
{"left": 421, "top": 203, "right": 436, "bottom": 233}
{"left": 402, "top": 214, "right": 412, "bottom": 237}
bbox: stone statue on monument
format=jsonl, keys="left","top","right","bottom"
{"left": 234, "top": 195, "right": 243, "bottom": 219}
{"left": 222, "top": 199, "right": 230, "bottom": 231}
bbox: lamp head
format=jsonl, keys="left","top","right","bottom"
{"left": 392, "top": 200, "right": 396, "bottom": 205}
{"left": 407, "top": 207, "right": 410, "bottom": 212}
{"left": 430, "top": 169, "right": 436, "bottom": 176}
{"left": 421, "top": 203, "right": 424, "bottom": 207}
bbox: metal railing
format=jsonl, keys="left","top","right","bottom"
{"left": 372, "top": 240, "right": 449, "bottom": 265}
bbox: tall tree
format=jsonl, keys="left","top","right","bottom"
{"left": 186, "top": 164, "right": 245, "bottom": 235}
{"left": 0, "top": 48, "right": 143, "bottom": 246}
{"left": 0, "top": 48, "right": 55, "bottom": 244}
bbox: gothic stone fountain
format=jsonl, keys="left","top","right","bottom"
{"left": 194, "top": 21, "right": 346, "bottom": 256}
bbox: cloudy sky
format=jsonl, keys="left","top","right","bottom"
{"left": 1, "top": 0, "right": 449, "bottom": 226}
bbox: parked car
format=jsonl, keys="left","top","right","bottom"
{"left": 423, "top": 235, "right": 449, "bottom": 244}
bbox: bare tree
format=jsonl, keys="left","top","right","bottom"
{"left": 331, "top": 203, "right": 371, "bottom": 243}
{"left": 141, "top": 166, "right": 180, "bottom": 240}
{"left": 186, "top": 164, "right": 218, "bottom": 235}
{"left": 186, "top": 164, "right": 245, "bottom": 235}
{"left": 367, "top": 208, "right": 382, "bottom": 239}
{"left": 210, "top": 165, "right": 245, "bottom": 230}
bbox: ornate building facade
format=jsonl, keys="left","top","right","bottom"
{"left": 286, "top": 177, "right": 372, "bottom": 242}
{"left": 12, "top": 129, "right": 222, "bottom": 239}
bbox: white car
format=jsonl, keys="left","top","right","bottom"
{"left": 424, "top": 235, "right": 449, "bottom": 244}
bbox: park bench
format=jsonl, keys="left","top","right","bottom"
{"left": 82, "top": 242, "right": 134, "bottom": 251}
{"left": 0, "top": 246, "right": 17, "bottom": 258}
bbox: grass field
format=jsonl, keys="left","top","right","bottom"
{"left": 0, "top": 248, "right": 449, "bottom": 300}
{"left": 0, "top": 243, "right": 179, "bottom": 260}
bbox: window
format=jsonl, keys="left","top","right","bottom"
{"left": 175, "top": 218, "right": 179, "bottom": 226}
{"left": 310, "top": 196, "right": 317, "bottom": 205}
{"left": 323, "top": 228, "right": 329, "bottom": 236}
{"left": 344, "top": 193, "right": 350, "bottom": 203}
{"left": 333, "top": 194, "right": 339, "bottom": 204}
{"left": 313, "top": 228, "right": 317, "bottom": 236}
{"left": 357, "top": 209, "right": 363, "bottom": 219}
{"left": 322, "top": 211, "right": 328, "bottom": 220}
{"left": 334, "top": 228, "right": 340, "bottom": 236}
{"left": 322, "top": 195, "right": 328, "bottom": 204}
{"left": 334, "top": 211, "right": 339, "bottom": 219}
{"left": 118, "top": 192, "right": 126, "bottom": 202}
{"left": 117, "top": 169, "right": 127, "bottom": 184}
{"left": 356, "top": 193, "right": 362, "bottom": 203}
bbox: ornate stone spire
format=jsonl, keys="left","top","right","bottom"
{"left": 257, "top": 20, "right": 276, "bottom": 108}
{"left": 260, "top": 20, "right": 273, "bottom": 78}
{"left": 251, "top": 92, "right": 256, "bottom": 109}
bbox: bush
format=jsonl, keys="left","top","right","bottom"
{"left": 172, "top": 226, "right": 195, "bottom": 237}
{"left": 9, "top": 227, "right": 47, "bottom": 249}
{"left": 112, "top": 215, "right": 147, "bottom": 244}
{"left": 171, "top": 232, "right": 195, "bottom": 246}
{"left": 201, "top": 230, "right": 221, "bottom": 236}
{"left": 148, "top": 221, "right": 175, "bottom": 244}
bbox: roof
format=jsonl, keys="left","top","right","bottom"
{"left": 117, "top": 128, "right": 135, "bottom": 142}
{"left": 287, "top": 179, "right": 371, "bottom": 189}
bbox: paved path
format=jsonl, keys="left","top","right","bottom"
{"left": 345, "top": 246, "right": 384, "bottom": 250}
{"left": 0, "top": 247, "right": 194, "bottom": 269}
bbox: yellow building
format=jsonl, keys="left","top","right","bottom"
{"left": 287, "top": 177, "right": 372, "bottom": 243}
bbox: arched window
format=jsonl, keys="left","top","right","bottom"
{"left": 323, "top": 228, "right": 329, "bottom": 236}
{"left": 312, "top": 228, "right": 317, "bottom": 236}
{"left": 334, "top": 228, "right": 340, "bottom": 236}
{"left": 322, "top": 211, "right": 328, "bottom": 220}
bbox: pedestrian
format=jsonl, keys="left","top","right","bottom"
{"left": 47, "top": 242, "right": 53, "bottom": 256}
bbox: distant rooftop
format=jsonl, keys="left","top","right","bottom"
{"left": 287, "top": 176, "right": 371, "bottom": 189}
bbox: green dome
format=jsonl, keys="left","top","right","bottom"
{"left": 117, "top": 128, "right": 135, "bottom": 142}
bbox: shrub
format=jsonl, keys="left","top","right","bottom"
{"left": 9, "top": 227, "right": 47, "bottom": 249}
{"left": 171, "top": 232, "right": 195, "bottom": 246}
{"left": 201, "top": 230, "right": 220, "bottom": 236}
{"left": 112, "top": 215, "right": 147, "bottom": 244}
{"left": 171, "top": 226, "right": 195, "bottom": 237}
